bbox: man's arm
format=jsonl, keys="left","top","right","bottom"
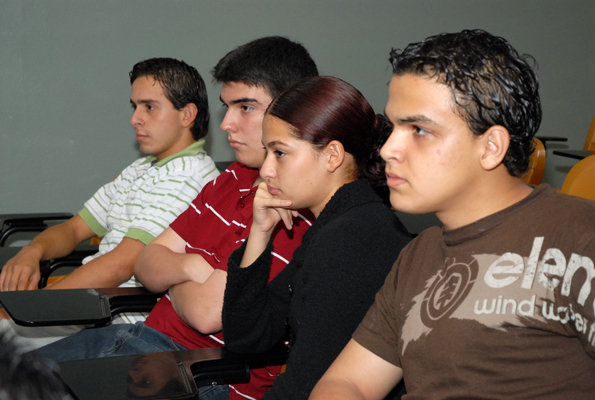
{"left": 168, "top": 270, "right": 227, "bottom": 334}
{"left": 0, "top": 214, "right": 95, "bottom": 291}
{"left": 309, "top": 339, "right": 403, "bottom": 400}
{"left": 134, "top": 227, "right": 215, "bottom": 293}
{"left": 134, "top": 227, "right": 225, "bottom": 333}
{"left": 45, "top": 237, "right": 145, "bottom": 290}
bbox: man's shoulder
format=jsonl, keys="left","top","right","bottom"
{"left": 527, "top": 184, "right": 595, "bottom": 224}
{"left": 548, "top": 186, "right": 595, "bottom": 209}
{"left": 120, "top": 152, "right": 217, "bottom": 179}
{"left": 160, "top": 152, "right": 216, "bottom": 172}
{"left": 181, "top": 162, "right": 258, "bottom": 213}
{"left": 470, "top": 183, "right": 595, "bottom": 235}
{"left": 123, "top": 155, "right": 152, "bottom": 170}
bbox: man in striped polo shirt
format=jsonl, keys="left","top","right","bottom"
{"left": 39, "top": 37, "right": 319, "bottom": 400}
{"left": 0, "top": 58, "right": 219, "bottom": 347}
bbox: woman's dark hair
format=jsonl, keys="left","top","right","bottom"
{"left": 266, "top": 76, "right": 392, "bottom": 191}
{"left": 390, "top": 29, "right": 542, "bottom": 176}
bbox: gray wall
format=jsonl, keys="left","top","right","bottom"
{"left": 1, "top": 0, "right": 594, "bottom": 233}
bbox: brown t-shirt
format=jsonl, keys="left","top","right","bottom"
{"left": 354, "top": 184, "right": 595, "bottom": 399}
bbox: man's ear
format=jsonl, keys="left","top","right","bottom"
{"left": 323, "top": 140, "right": 346, "bottom": 173}
{"left": 181, "top": 103, "right": 198, "bottom": 128}
{"left": 480, "top": 125, "right": 510, "bottom": 171}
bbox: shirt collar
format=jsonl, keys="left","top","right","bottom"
{"left": 442, "top": 183, "right": 550, "bottom": 246}
{"left": 141, "top": 139, "right": 206, "bottom": 167}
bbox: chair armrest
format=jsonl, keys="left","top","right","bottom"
{"left": 38, "top": 245, "right": 99, "bottom": 289}
{"left": 191, "top": 343, "right": 288, "bottom": 387}
{"left": 535, "top": 136, "right": 567, "bottom": 150}
{"left": 0, "top": 213, "right": 74, "bottom": 246}
{"left": 57, "top": 344, "right": 288, "bottom": 400}
{"left": 106, "top": 287, "right": 163, "bottom": 316}
{"left": 552, "top": 149, "right": 592, "bottom": 161}
{"left": 0, "top": 245, "right": 98, "bottom": 288}
{"left": 0, "top": 287, "right": 162, "bottom": 327}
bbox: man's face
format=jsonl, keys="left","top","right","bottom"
{"left": 219, "top": 82, "right": 273, "bottom": 169}
{"left": 381, "top": 74, "right": 485, "bottom": 224}
{"left": 130, "top": 75, "right": 189, "bottom": 161}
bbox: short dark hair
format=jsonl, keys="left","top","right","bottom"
{"left": 389, "top": 29, "right": 542, "bottom": 176}
{"left": 267, "top": 76, "right": 392, "bottom": 191}
{"left": 0, "top": 333, "right": 73, "bottom": 400}
{"left": 130, "top": 58, "right": 209, "bottom": 141}
{"left": 212, "top": 36, "right": 319, "bottom": 98}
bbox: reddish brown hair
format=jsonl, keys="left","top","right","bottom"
{"left": 266, "top": 76, "right": 391, "bottom": 187}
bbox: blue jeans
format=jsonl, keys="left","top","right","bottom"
{"left": 37, "top": 322, "right": 184, "bottom": 362}
{"left": 37, "top": 322, "right": 229, "bottom": 400}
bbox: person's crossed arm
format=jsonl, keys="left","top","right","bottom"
{"left": 134, "top": 227, "right": 224, "bottom": 334}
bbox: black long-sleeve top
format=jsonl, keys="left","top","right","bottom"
{"left": 223, "top": 179, "right": 411, "bottom": 400}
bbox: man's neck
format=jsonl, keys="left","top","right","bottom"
{"left": 155, "top": 136, "right": 196, "bottom": 162}
{"left": 438, "top": 177, "right": 533, "bottom": 231}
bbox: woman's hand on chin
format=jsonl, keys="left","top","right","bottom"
{"left": 252, "top": 182, "right": 295, "bottom": 234}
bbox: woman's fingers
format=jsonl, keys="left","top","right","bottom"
{"left": 277, "top": 208, "right": 294, "bottom": 230}
{"left": 257, "top": 197, "right": 293, "bottom": 209}
{"left": 252, "top": 182, "right": 294, "bottom": 232}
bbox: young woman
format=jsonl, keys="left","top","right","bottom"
{"left": 222, "top": 76, "right": 411, "bottom": 400}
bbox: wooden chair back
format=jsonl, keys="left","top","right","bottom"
{"left": 558, "top": 154, "right": 595, "bottom": 201}
{"left": 584, "top": 115, "right": 595, "bottom": 153}
{"left": 522, "top": 138, "right": 546, "bottom": 186}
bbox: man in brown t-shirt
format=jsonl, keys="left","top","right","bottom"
{"left": 310, "top": 29, "right": 595, "bottom": 399}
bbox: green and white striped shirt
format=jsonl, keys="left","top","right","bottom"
{"left": 78, "top": 140, "right": 219, "bottom": 322}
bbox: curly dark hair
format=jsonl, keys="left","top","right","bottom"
{"left": 130, "top": 58, "right": 209, "bottom": 141}
{"left": 389, "top": 29, "right": 542, "bottom": 176}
